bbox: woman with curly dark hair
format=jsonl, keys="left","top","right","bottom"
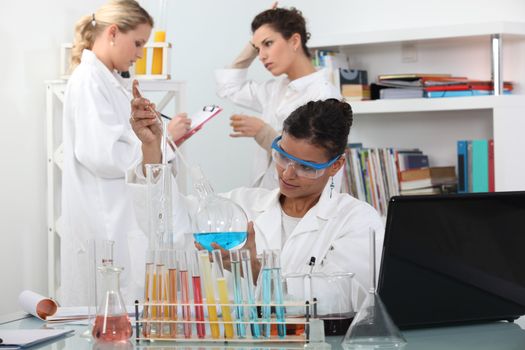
{"left": 215, "top": 5, "right": 341, "bottom": 190}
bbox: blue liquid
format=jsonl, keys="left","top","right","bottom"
{"left": 231, "top": 261, "right": 246, "bottom": 338}
{"left": 273, "top": 267, "right": 286, "bottom": 338}
{"left": 193, "top": 231, "right": 247, "bottom": 252}
{"left": 241, "top": 257, "right": 260, "bottom": 338}
{"left": 262, "top": 268, "right": 272, "bottom": 338}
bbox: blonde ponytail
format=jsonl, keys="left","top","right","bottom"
{"left": 70, "top": 0, "right": 154, "bottom": 71}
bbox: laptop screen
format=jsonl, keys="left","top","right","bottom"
{"left": 378, "top": 192, "right": 525, "bottom": 328}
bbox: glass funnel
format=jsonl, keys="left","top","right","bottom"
{"left": 192, "top": 167, "right": 248, "bottom": 251}
{"left": 341, "top": 229, "right": 406, "bottom": 349}
{"left": 92, "top": 265, "right": 132, "bottom": 342}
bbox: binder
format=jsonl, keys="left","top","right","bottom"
{"left": 457, "top": 140, "right": 468, "bottom": 193}
{"left": 472, "top": 139, "right": 489, "bottom": 193}
{"left": 467, "top": 141, "right": 473, "bottom": 193}
{"left": 488, "top": 139, "right": 495, "bottom": 192}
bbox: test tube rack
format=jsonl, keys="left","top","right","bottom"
{"left": 133, "top": 299, "right": 326, "bottom": 344}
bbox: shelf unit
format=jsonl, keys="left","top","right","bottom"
{"left": 45, "top": 79, "right": 186, "bottom": 298}
{"left": 310, "top": 21, "right": 525, "bottom": 192}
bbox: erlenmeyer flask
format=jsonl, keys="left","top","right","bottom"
{"left": 341, "top": 229, "right": 406, "bottom": 349}
{"left": 92, "top": 265, "right": 133, "bottom": 342}
{"left": 192, "top": 167, "right": 248, "bottom": 251}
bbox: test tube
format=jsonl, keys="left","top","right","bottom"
{"left": 198, "top": 250, "right": 220, "bottom": 339}
{"left": 157, "top": 250, "right": 170, "bottom": 337}
{"left": 178, "top": 251, "right": 192, "bottom": 338}
{"left": 190, "top": 251, "right": 206, "bottom": 338}
{"left": 272, "top": 250, "right": 286, "bottom": 338}
{"left": 230, "top": 250, "right": 246, "bottom": 338}
{"left": 240, "top": 249, "right": 260, "bottom": 338}
{"left": 167, "top": 250, "right": 178, "bottom": 338}
{"left": 261, "top": 250, "right": 273, "bottom": 338}
{"left": 143, "top": 249, "right": 154, "bottom": 337}
{"left": 212, "top": 250, "right": 234, "bottom": 339}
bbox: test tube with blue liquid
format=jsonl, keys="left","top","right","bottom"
{"left": 230, "top": 249, "right": 246, "bottom": 338}
{"left": 240, "top": 249, "right": 260, "bottom": 338}
{"left": 261, "top": 250, "right": 273, "bottom": 338}
{"left": 272, "top": 250, "right": 286, "bottom": 338}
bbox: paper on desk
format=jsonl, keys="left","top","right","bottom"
{"left": 0, "top": 329, "right": 73, "bottom": 347}
{"left": 18, "top": 290, "right": 58, "bottom": 321}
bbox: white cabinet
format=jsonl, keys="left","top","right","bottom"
{"left": 310, "top": 21, "right": 525, "bottom": 191}
{"left": 45, "top": 79, "right": 186, "bottom": 298}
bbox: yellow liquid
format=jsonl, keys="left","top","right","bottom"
{"left": 135, "top": 47, "right": 147, "bottom": 74}
{"left": 217, "top": 278, "right": 234, "bottom": 339}
{"left": 199, "top": 254, "right": 220, "bottom": 339}
{"left": 152, "top": 272, "right": 157, "bottom": 318}
{"left": 151, "top": 30, "right": 166, "bottom": 75}
{"left": 168, "top": 268, "right": 178, "bottom": 337}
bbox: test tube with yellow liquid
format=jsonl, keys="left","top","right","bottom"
{"left": 134, "top": 48, "right": 147, "bottom": 75}
{"left": 151, "top": 0, "right": 167, "bottom": 75}
{"left": 143, "top": 250, "right": 154, "bottom": 337}
{"left": 198, "top": 250, "right": 220, "bottom": 338}
{"left": 212, "top": 250, "right": 234, "bottom": 339}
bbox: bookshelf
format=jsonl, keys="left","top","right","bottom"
{"left": 310, "top": 21, "right": 525, "bottom": 192}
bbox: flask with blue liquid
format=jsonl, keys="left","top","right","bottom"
{"left": 192, "top": 167, "right": 248, "bottom": 251}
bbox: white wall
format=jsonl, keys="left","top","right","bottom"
{"left": 1, "top": 0, "right": 524, "bottom": 314}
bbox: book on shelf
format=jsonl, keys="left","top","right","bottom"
{"left": 399, "top": 166, "right": 457, "bottom": 191}
{"left": 377, "top": 73, "right": 452, "bottom": 80}
{"left": 456, "top": 139, "right": 494, "bottom": 193}
{"left": 380, "top": 88, "right": 424, "bottom": 99}
{"left": 425, "top": 89, "right": 512, "bottom": 98}
{"left": 342, "top": 84, "right": 370, "bottom": 101}
{"left": 400, "top": 183, "right": 458, "bottom": 196}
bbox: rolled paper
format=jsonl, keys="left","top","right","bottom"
{"left": 18, "top": 290, "right": 58, "bottom": 320}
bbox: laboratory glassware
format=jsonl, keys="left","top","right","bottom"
{"left": 192, "top": 167, "right": 248, "bottom": 251}
{"left": 146, "top": 164, "right": 173, "bottom": 249}
{"left": 212, "top": 249, "right": 234, "bottom": 339}
{"left": 190, "top": 251, "right": 206, "bottom": 338}
{"left": 142, "top": 249, "right": 154, "bottom": 338}
{"left": 84, "top": 240, "right": 114, "bottom": 338}
{"left": 92, "top": 265, "right": 132, "bottom": 341}
{"left": 341, "top": 229, "right": 407, "bottom": 349}
{"left": 230, "top": 249, "right": 246, "bottom": 338}
{"left": 151, "top": 0, "right": 167, "bottom": 75}
{"left": 168, "top": 250, "right": 178, "bottom": 338}
{"left": 261, "top": 250, "right": 273, "bottom": 338}
{"left": 240, "top": 249, "right": 260, "bottom": 338}
{"left": 198, "top": 250, "right": 220, "bottom": 338}
{"left": 272, "top": 250, "right": 286, "bottom": 338}
{"left": 178, "top": 250, "right": 192, "bottom": 338}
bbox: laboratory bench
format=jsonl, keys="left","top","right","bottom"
{"left": 2, "top": 312, "right": 525, "bottom": 349}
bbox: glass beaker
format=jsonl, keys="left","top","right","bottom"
{"left": 282, "top": 271, "right": 356, "bottom": 336}
{"left": 92, "top": 265, "right": 132, "bottom": 341}
{"left": 192, "top": 167, "right": 248, "bottom": 251}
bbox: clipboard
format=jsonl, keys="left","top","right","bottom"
{"left": 175, "top": 105, "right": 223, "bottom": 144}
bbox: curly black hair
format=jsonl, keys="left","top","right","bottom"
{"left": 283, "top": 99, "right": 353, "bottom": 159}
{"left": 251, "top": 7, "right": 311, "bottom": 58}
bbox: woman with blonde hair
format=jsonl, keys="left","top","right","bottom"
{"left": 61, "top": 0, "right": 190, "bottom": 306}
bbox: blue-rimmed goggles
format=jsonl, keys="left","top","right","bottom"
{"left": 271, "top": 135, "right": 341, "bottom": 179}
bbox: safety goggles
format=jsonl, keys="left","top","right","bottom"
{"left": 271, "top": 136, "right": 341, "bottom": 179}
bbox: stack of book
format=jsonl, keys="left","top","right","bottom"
{"left": 399, "top": 166, "right": 457, "bottom": 195}
{"left": 371, "top": 73, "right": 513, "bottom": 99}
{"left": 343, "top": 145, "right": 455, "bottom": 216}
{"left": 457, "top": 139, "right": 495, "bottom": 193}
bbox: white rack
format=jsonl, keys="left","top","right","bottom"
{"left": 45, "top": 79, "right": 187, "bottom": 298}
{"left": 311, "top": 21, "right": 525, "bottom": 191}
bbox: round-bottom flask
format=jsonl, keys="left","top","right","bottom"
{"left": 92, "top": 266, "right": 132, "bottom": 342}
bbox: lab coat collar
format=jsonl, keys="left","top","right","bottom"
{"left": 287, "top": 68, "right": 328, "bottom": 92}
{"left": 81, "top": 49, "right": 131, "bottom": 98}
{"left": 253, "top": 182, "right": 339, "bottom": 248}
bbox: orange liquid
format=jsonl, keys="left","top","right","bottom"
{"left": 168, "top": 268, "right": 178, "bottom": 337}
{"left": 92, "top": 315, "right": 132, "bottom": 341}
{"left": 151, "top": 31, "right": 166, "bottom": 75}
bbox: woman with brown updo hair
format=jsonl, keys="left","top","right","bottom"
{"left": 215, "top": 4, "right": 341, "bottom": 190}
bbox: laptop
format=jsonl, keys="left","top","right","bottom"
{"left": 377, "top": 191, "right": 525, "bottom": 329}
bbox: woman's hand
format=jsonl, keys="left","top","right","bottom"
{"left": 130, "top": 80, "right": 161, "bottom": 146}
{"left": 167, "top": 113, "right": 191, "bottom": 145}
{"left": 194, "top": 222, "right": 260, "bottom": 282}
{"left": 230, "top": 114, "right": 266, "bottom": 138}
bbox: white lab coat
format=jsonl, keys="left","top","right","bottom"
{"left": 127, "top": 164, "right": 384, "bottom": 313}
{"left": 215, "top": 68, "right": 341, "bottom": 189}
{"left": 60, "top": 49, "right": 146, "bottom": 306}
